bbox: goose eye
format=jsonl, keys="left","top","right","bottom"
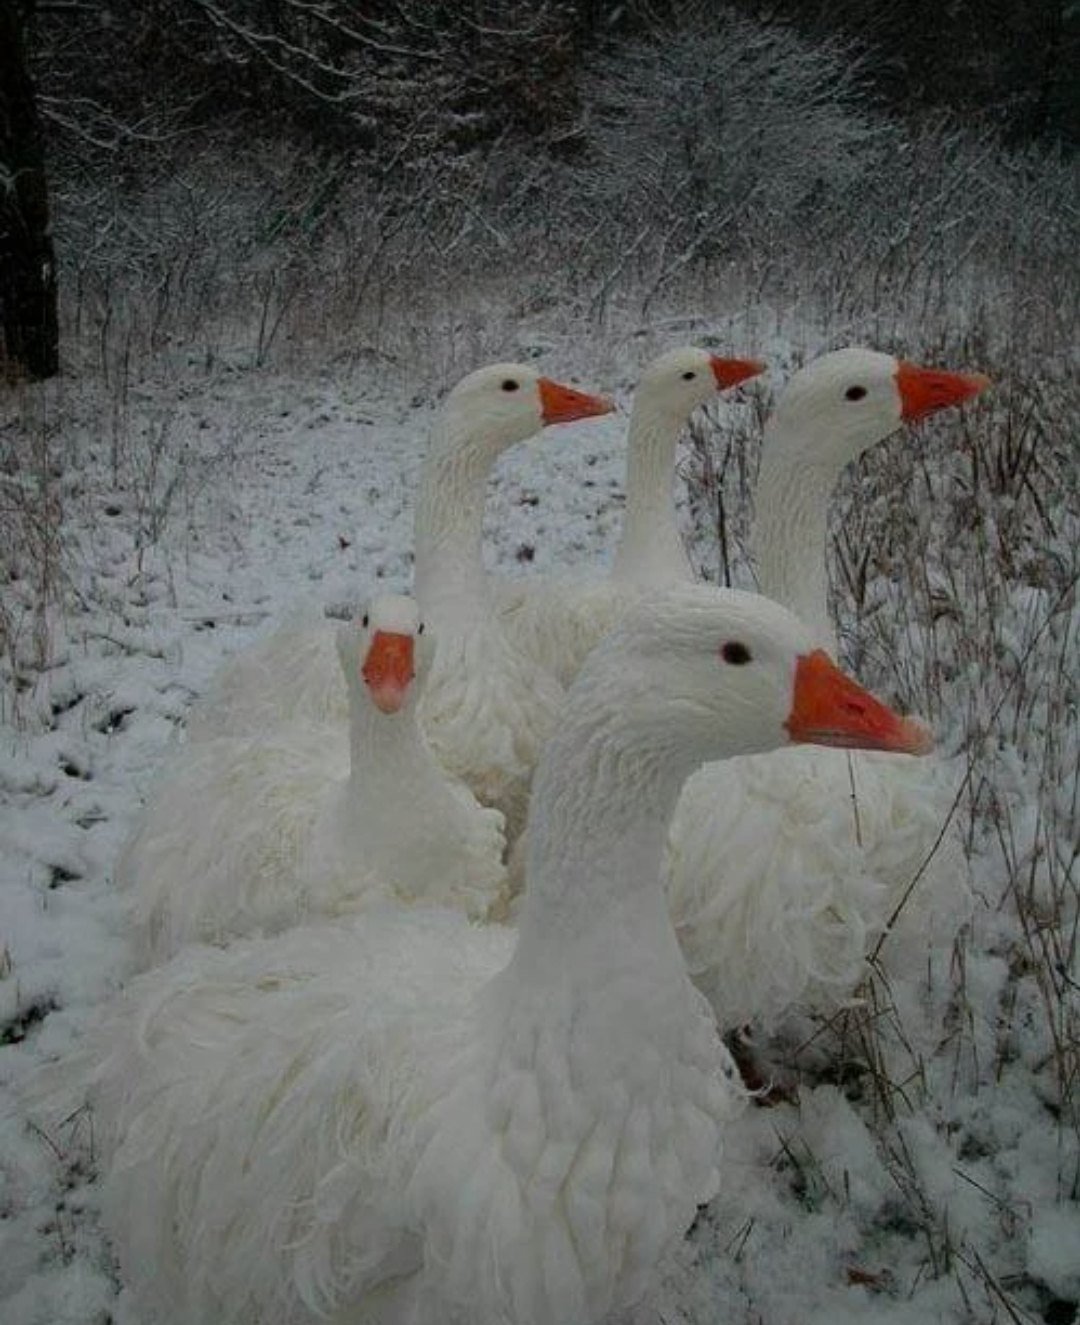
{"left": 501, "top": 379, "right": 520, "bottom": 392}
{"left": 845, "top": 386, "right": 867, "bottom": 402}
{"left": 417, "top": 622, "right": 425, "bottom": 635}
{"left": 681, "top": 370, "right": 697, "bottom": 381}
{"left": 721, "top": 641, "right": 752, "bottom": 665}
{"left": 361, "top": 614, "right": 369, "bottom": 629}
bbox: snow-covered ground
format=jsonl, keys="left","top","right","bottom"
{"left": 1, "top": 332, "right": 1076, "bottom": 1324}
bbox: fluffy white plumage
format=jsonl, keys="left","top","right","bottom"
{"left": 667, "top": 746, "right": 969, "bottom": 1027}
{"left": 183, "top": 603, "right": 344, "bottom": 742}
{"left": 415, "top": 617, "right": 563, "bottom": 844}
{"left": 117, "top": 594, "right": 507, "bottom": 965}
{"left": 496, "top": 346, "right": 763, "bottom": 687}
{"left": 48, "top": 586, "right": 927, "bottom": 1325}
{"left": 664, "top": 348, "right": 988, "bottom": 1027}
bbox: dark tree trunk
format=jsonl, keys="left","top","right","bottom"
{"left": 0, "top": 0, "right": 59, "bottom": 381}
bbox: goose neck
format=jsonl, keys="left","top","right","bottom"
{"left": 754, "top": 446, "right": 839, "bottom": 651}
{"left": 611, "top": 399, "right": 693, "bottom": 588}
{"left": 414, "top": 428, "right": 492, "bottom": 626}
{"left": 347, "top": 690, "right": 428, "bottom": 796}
{"left": 510, "top": 686, "right": 694, "bottom": 990}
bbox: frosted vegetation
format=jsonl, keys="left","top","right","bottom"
{"left": 1, "top": 3, "right": 1078, "bottom": 1322}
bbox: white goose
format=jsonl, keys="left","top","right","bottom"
{"left": 665, "top": 349, "right": 990, "bottom": 1029}
{"left": 413, "top": 363, "right": 612, "bottom": 839}
{"left": 118, "top": 595, "right": 507, "bottom": 967}
{"left": 497, "top": 346, "right": 763, "bottom": 686}
{"left": 183, "top": 364, "right": 613, "bottom": 754}
{"left": 65, "top": 586, "right": 930, "bottom": 1325}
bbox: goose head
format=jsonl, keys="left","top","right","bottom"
{"left": 336, "top": 594, "right": 432, "bottom": 716}
{"left": 440, "top": 361, "right": 614, "bottom": 461}
{"left": 580, "top": 585, "right": 932, "bottom": 772}
{"left": 636, "top": 345, "right": 765, "bottom": 419}
{"left": 767, "top": 346, "right": 991, "bottom": 470}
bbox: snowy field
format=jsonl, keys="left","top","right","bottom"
{"left": 1, "top": 314, "right": 1077, "bottom": 1324}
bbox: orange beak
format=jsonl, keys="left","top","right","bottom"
{"left": 896, "top": 360, "right": 991, "bottom": 423}
{"left": 710, "top": 355, "right": 766, "bottom": 390}
{"left": 785, "top": 650, "right": 933, "bottom": 755}
{"left": 537, "top": 377, "right": 615, "bottom": 427}
{"left": 361, "top": 630, "right": 415, "bottom": 714}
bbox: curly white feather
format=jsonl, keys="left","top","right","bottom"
{"left": 71, "top": 910, "right": 741, "bottom": 1325}
{"left": 417, "top": 615, "right": 564, "bottom": 841}
{"left": 494, "top": 575, "right": 640, "bottom": 689}
{"left": 184, "top": 607, "right": 345, "bottom": 743}
{"left": 666, "top": 747, "right": 971, "bottom": 1027}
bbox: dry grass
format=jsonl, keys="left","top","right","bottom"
{"left": 0, "top": 385, "right": 66, "bottom": 721}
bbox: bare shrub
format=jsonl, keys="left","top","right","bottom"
{"left": 581, "top": 2, "right": 891, "bottom": 313}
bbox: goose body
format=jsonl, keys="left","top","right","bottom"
{"left": 668, "top": 742, "right": 969, "bottom": 1027}
{"left": 183, "top": 604, "right": 343, "bottom": 744}
{"left": 665, "top": 349, "right": 989, "bottom": 1027}
{"left": 496, "top": 347, "right": 763, "bottom": 687}
{"left": 118, "top": 595, "right": 507, "bottom": 966}
{"left": 61, "top": 587, "right": 930, "bottom": 1325}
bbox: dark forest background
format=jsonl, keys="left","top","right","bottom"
{"left": 24, "top": 0, "right": 1080, "bottom": 158}
{"left": 2, "top": 0, "right": 1078, "bottom": 380}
